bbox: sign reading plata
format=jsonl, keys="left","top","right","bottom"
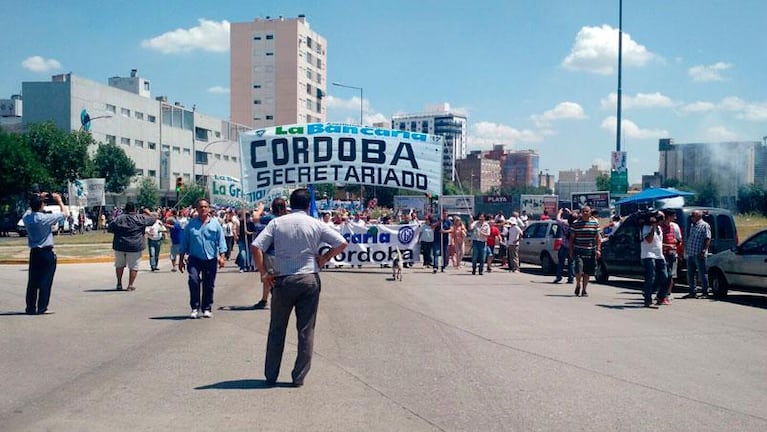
{"left": 239, "top": 123, "right": 444, "bottom": 203}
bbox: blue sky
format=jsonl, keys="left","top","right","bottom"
{"left": 2, "top": 0, "right": 766, "bottom": 184}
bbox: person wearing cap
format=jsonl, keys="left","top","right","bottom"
{"left": 505, "top": 219, "right": 523, "bottom": 272}
{"left": 23, "top": 192, "right": 68, "bottom": 314}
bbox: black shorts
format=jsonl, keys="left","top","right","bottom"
{"left": 574, "top": 253, "right": 596, "bottom": 275}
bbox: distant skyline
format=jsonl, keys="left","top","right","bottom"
{"left": 2, "top": 0, "right": 766, "bottom": 184}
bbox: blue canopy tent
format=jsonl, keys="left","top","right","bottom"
{"left": 616, "top": 187, "right": 695, "bottom": 205}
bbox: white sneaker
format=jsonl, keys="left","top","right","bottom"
{"left": 202, "top": 310, "right": 212, "bottom": 318}
{"left": 190, "top": 309, "right": 199, "bottom": 319}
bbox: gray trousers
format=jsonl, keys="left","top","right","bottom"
{"left": 265, "top": 273, "right": 321, "bottom": 385}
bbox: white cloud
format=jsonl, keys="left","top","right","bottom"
{"left": 141, "top": 19, "right": 230, "bottom": 53}
{"left": 531, "top": 102, "right": 586, "bottom": 127}
{"left": 21, "top": 56, "right": 61, "bottom": 72}
{"left": 468, "top": 121, "right": 542, "bottom": 150}
{"left": 326, "top": 95, "right": 386, "bottom": 125}
{"left": 719, "top": 96, "right": 745, "bottom": 111}
{"left": 601, "top": 92, "right": 674, "bottom": 110}
{"left": 680, "top": 101, "right": 716, "bottom": 113}
{"left": 739, "top": 102, "right": 767, "bottom": 121}
{"left": 562, "top": 25, "right": 654, "bottom": 74}
{"left": 688, "top": 62, "right": 732, "bottom": 82}
{"left": 207, "top": 86, "right": 229, "bottom": 94}
{"left": 702, "top": 126, "right": 738, "bottom": 141}
{"left": 600, "top": 116, "right": 668, "bottom": 139}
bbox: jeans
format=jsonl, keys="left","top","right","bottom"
{"left": 471, "top": 240, "right": 487, "bottom": 274}
{"left": 556, "top": 246, "right": 574, "bottom": 281}
{"left": 187, "top": 256, "right": 218, "bottom": 311}
{"left": 225, "top": 236, "right": 235, "bottom": 260}
{"left": 147, "top": 239, "right": 162, "bottom": 270}
{"left": 686, "top": 255, "right": 709, "bottom": 295}
{"left": 420, "top": 241, "right": 433, "bottom": 267}
{"left": 432, "top": 236, "right": 449, "bottom": 270}
{"left": 642, "top": 257, "right": 668, "bottom": 304}
{"left": 237, "top": 239, "right": 249, "bottom": 270}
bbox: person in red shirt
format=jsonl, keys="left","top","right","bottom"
{"left": 485, "top": 221, "right": 502, "bottom": 272}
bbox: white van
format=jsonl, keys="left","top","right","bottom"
{"left": 16, "top": 205, "right": 92, "bottom": 236}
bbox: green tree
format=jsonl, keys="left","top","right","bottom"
{"left": 178, "top": 183, "right": 207, "bottom": 208}
{"left": 48, "top": 130, "right": 93, "bottom": 186}
{"left": 136, "top": 177, "right": 160, "bottom": 209}
{"left": 596, "top": 173, "right": 610, "bottom": 191}
{"left": 0, "top": 129, "right": 49, "bottom": 205}
{"left": 92, "top": 143, "right": 136, "bottom": 194}
{"left": 688, "top": 180, "right": 719, "bottom": 207}
{"left": 737, "top": 183, "right": 766, "bottom": 215}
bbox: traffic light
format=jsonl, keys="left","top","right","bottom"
{"left": 175, "top": 177, "right": 184, "bottom": 193}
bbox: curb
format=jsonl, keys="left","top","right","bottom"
{"left": 0, "top": 253, "right": 160, "bottom": 265}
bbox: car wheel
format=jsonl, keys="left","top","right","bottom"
{"left": 540, "top": 252, "right": 555, "bottom": 274}
{"left": 595, "top": 261, "right": 609, "bottom": 283}
{"left": 709, "top": 269, "right": 729, "bottom": 299}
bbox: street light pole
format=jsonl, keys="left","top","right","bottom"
{"left": 332, "top": 81, "right": 365, "bottom": 208}
{"left": 196, "top": 139, "right": 230, "bottom": 187}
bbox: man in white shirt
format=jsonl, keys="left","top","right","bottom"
{"left": 505, "top": 221, "right": 523, "bottom": 272}
{"left": 640, "top": 211, "right": 668, "bottom": 308}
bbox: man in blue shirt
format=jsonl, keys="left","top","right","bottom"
{"left": 178, "top": 198, "right": 227, "bottom": 319}
{"left": 23, "top": 192, "right": 67, "bottom": 315}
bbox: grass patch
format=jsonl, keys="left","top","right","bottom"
{"left": 735, "top": 214, "right": 767, "bottom": 239}
{"left": 3, "top": 230, "right": 113, "bottom": 247}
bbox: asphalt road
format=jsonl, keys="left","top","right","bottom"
{"left": 1, "top": 261, "right": 766, "bottom": 432}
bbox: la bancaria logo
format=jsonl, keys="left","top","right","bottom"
{"left": 398, "top": 226, "right": 415, "bottom": 244}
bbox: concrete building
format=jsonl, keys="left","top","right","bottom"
{"left": 392, "top": 103, "right": 467, "bottom": 181}
{"left": 558, "top": 165, "right": 608, "bottom": 183}
{"left": 505, "top": 150, "right": 540, "bottom": 188}
{"left": 230, "top": 15, "right": 327, "bottom": 129}
{"left": 455, "top": 151, "right": 501, "bottom": 193}
{"left": 0, "top": 94, "right": 23, "bottom": 132}
{"left": 658, "top": 138, "right": 765, "bottom": 209}
{"left": 21, "top": 71, "right": 248, "bottom": 203}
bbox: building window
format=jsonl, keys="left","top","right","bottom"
{"left": 254, "top": 35, "right": 262, "bottom": 40}
{"left": 172, "top": 146, "right": 181, "bottom": 154}
{"left": 135, "top": 169, "right": 144, "bottom": 176}
{"left": 316, "top": 101, "right": 322, "bottom": 113}
{"left": 215, "top": 131, "right": 221, "bottom": 138}
{"left": 316, "top": 59, "right": 322, "bottom": 69}
{"left": 306, "top": 83, "right": 312, "bottom": 94}
{"left": 316, "top": 74, "right": 322, "bottom": 85}
{"left": 253, "top": 99, "right": 262, "bottom": 104}
{"left": 223, "top": 155, "right": 230, "bottom": 161}
{"left": 215, "top": 154, "right": 221, "bottom": 160}
{"left": 195, "top": 151, "right": 208, "bottom": 164}
{"left": 399, "top": 122, "right": 406, "bottom": 130}
{"left": 265, "top": 34, "right": 274, "bottom": 40}
{"left": 121, "top": 137, "right": 130, "bottom": 146}
{"left": 162, "top": 144, "right": 170, "bottom": 152}
{"left": 253, "top": 84, "right": 261, "bottom": 89}
{"left": 306, "top": 37, "right": 313, "bottom": 48}
{"left": 265, "top": 52, "right": 274, "bottom": 56}
{"left": 106, "top": 104, "right": 116, "bottom": 114}
{"left": 148, "top": 142, "right": 156, "bottom": 150}
{"left": 106, "top": 135, "right": 116, "bottom": 145}
{"left": 121, "top": 108, "right": 130, "bottom": 117}
{"left": 135, "top": 111, "right": 144, "bottom": 120}
{"left": 410, "top": 121, "right": 416, "bottom": 130}
{"left": 135, "top": 140, "right": 144, "bottom": 148}
{"left": 266, "top": 115, "right": 273, "bottom": 120}
{"left": 148, "top": 114, "right": 156, "bottom": 123}
{"left": 183, "top": 148, "right": 191, "bottom": 155}
{"left": 306, "top": 52, "right": 314, "bottom": 64}
{"left": 306, "top": 99, "right": 313, "bottom": 109}
{"left": 231, "top": 156, "right": 237, "bottom": 163}
{"left": 144, "top": 82, "right": 150, "bottom": 91}
{"left": 148, "top": 170, "right": 156, "bottom": 177}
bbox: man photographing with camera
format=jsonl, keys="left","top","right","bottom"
{"left": 23, "top": 192, "right": 68, "bottom": 315}
{"left": 640, "top": 210, "right": 668, "bottom": 307}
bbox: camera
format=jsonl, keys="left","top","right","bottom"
{"left": 636, "top": 209, "right": 662, "bottom": 225}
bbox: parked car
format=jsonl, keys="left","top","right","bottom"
{"left": 519, "top": 220, "right": 562, "bottom": 274}
{"left": 707, "top": 229, "right": 767, "bottom": 298}
{"left": 16, "top": 205, "right": 93, "bottom": 236}
{"left": 596, "top": 207, "right": 738, "bottom": 283}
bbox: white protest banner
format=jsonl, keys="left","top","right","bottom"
{"left": 208, "top": 175, "right": 242, "bottom": 207}
{"left": 68, "top": 178, "right": 106, "bottom": 207}
{"left": 321, "top": 223, "right": 421, "bottom": 266}
{"left": 239, "top": 123, "right": 444, "bottom": 204}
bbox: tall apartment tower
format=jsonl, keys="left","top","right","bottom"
{"left": 230, "top": 15, "right": 327, "bottom": 129}
{"left": 391, "top": 103, "right": 467, "bottom": 181}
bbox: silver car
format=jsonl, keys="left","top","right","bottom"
{"left": 707, "top": 229, "right": 767, "bottom": 298}
{"left": 519, "top": 220, "right": 562, "bottom": 274}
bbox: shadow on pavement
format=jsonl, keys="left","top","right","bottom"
{"left": 0, "top": 311, "right": 32, "bottom": 316}
{"left": 218, "top": 305, "right": 261, "bottom": 312}
{"left": 707, "top": 294, "right": 767, "bottom": 310}
{"left": 195, "top": 379, "right": 296, "bottom": 390}
{"left": 149, "top": 315, "right": 191, "bottom": 321}
{"left": 83, "top": 288, "right": 124, "bottom": 292}
{"left": 595, "top": 303, "right": 652, "bottom": 310}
